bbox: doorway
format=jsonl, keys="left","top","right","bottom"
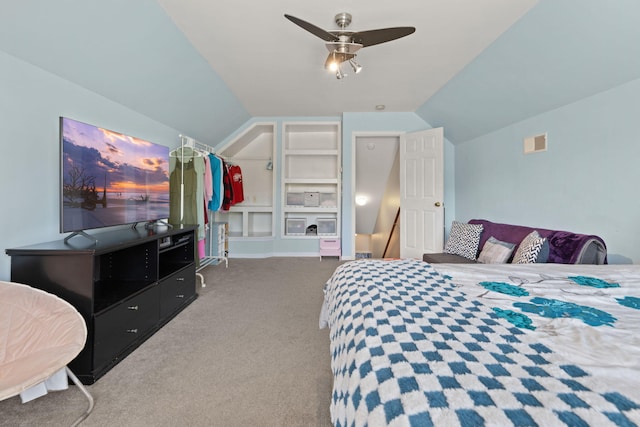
{"left": 352, "top": 128, "right": 445, "bottom": 260}
{"left": 354, "top": 135, "right": 401, "bottom": 259}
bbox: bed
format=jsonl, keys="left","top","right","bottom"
{"left": 320, "top": 259, "right": 640, "bottom": 426}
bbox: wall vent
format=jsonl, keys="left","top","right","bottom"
{"left": 524, "top": 133, "right": 547, "bottom": 154}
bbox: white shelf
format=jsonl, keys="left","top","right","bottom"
{"left": 283, "top": 178, "right": 338, "bottom": 185}
{"left": 284, "top": 149, "right": 339, "bottom": 156}
{"left": 228, "top": 205, "right": 273, "bottom": 212}
{"left": 281, "top": 122, "right": 341, "bottom": 241}
{"left": 283, "top": 207, "right": 338, "bottom": 213}
{"left": 228, "top": 232, "right": 273, "bottom": 239}
{"left": 214, "top": 122, "right": 276, "bottom": 239}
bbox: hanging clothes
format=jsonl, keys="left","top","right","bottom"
{"left": 202, "top": 155, "right": 212, "bottom": 233}
{"left": 169, "top": 158, "right": 197, "bottom": 227}
{"left": 207, "top": 153, "right": 224, "bottom": 212}
{"left": 221, "top": 160, "right": 234, "bottom": 211}
{"left": 228, "top": 164, "right": 244, "bottom": 205}
{"left": 169, "top": 147, "right": 206, "bottom": 242}
{"left": 203, "top": 154, "right": 213, "bottom": 211}
{"left": 169, "top": 137, "right": 230, "bottom": 268}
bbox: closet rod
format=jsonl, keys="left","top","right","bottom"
{"left": 180, "top": 135, "right": 215, "bottom": 153}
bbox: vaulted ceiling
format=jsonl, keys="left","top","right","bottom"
{"left": 2, "top": 1, "right": 640, "bottom": 145}
{"left": 156, "top": 0, "right": 536, "bottom": 119}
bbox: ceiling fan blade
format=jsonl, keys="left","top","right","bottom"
{"left": 352, "top": 27, "right": 416, "bottom": 47}
{"left": 284, "top": 14, "right": 339, "bottom": 42}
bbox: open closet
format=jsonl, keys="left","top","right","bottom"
{"left": 212, "top": 123, "right": 276, "bottom": 256}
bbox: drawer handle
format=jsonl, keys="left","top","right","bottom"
{"left": 176, "top": 277, "right": 185, "bottom": 281}
{"left": 176, "top": 294, "right": 185, "bottom": 298}
{"left": 127, "top": 305, "right": 139, "bottom": 310}
{"left": 126, "top": 329, "right": 138, "bottom": 334}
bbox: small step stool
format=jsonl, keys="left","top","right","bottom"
{"left": 320, "top": 238, "right": 341, "bottom": 260}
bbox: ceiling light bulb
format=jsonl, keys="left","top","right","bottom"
{"left": 355, "top": 195, "right": 368, "bottom": 206}
{"left": 327, "top": 50, "right": 340, "bottom": 72}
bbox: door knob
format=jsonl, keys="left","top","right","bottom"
{"left": 434, "top": 202, "right": 441, "bottom": 207}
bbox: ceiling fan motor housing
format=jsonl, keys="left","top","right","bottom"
{"left": 335, "top": 12, "right": 352, "bottom": 29}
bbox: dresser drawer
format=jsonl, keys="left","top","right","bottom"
{"left": 160, "top": 264, "right": 196, "bottom": 318}
{"left": 94, "top": 286, "right": 160, "bottom": 369}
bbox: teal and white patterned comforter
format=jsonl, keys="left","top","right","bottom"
{"left": 321, "top": 259, "right": 640, "bottom": 427}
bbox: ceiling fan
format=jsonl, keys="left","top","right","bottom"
{"left": 285, "top": 13, "right": 416, "bottom": 79}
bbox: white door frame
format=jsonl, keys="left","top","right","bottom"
{"left": 350, "top": 131, "right": 405, "bottom": 260}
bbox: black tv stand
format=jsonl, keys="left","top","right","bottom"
{"left": 64, "top": 230, "right": 99, "bottom": 244}
{"left": 6, "top": 225, "right": 198, "bottom": 384}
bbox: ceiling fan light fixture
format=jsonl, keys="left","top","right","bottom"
{"left": 349, "top": 58, "right": 362, "bottom": 74}
{"left": 326, "top": 51, "right": 340, "bottom": 72}
{"left": 336, "top": 68, "right": 344, "bottom": 79}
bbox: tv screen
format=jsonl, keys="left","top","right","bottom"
{"left": 60, "top": 117, "right": 170, "bottom": 233}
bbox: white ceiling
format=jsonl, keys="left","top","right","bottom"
{"left": 157, "top": 0, "right": 537, "bottom": 117}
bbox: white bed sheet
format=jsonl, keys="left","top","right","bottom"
{"left": 432, "top": 263, "right": 640, "bottom": 400}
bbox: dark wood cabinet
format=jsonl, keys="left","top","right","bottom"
{"left": 159, "top": 264, "right": 196, "bottom": 318}
{"left": 6, "top": 225, "right": 198, "bottom": 384}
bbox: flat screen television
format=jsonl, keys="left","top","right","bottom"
{"left": 60, "top": 117, "right": 170, "bottom": 235}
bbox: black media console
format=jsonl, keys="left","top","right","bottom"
{"left": 6, "top": 225, "right": 198, "bottom": 384}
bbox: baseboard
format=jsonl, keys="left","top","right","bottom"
{"left": 227, "top": 251, "right": 321, "bottom": 259}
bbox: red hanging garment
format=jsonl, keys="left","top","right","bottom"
{"left": 228, "top": 164, "right": 244, "bottom": 205}
{"left": 221, "top": 160, "right": 234, "bottom": 211}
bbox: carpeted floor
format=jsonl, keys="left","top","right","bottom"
{"left": 0, "top": 257, "right": 342, "bottom": 426}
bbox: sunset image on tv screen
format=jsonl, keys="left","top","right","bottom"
{"left": 60, "top": 117, "right": 170, "bottom": 232}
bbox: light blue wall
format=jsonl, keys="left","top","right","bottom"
{"left": 416, "top": 0, "right": 640, "bottom": 144}
{"left": 342, "top": 113, "right": 456, "bottom": 258}
{"left": 0, "top": 1, "right": 249, "bottom": 280}
{"left": 0, "top": 51, "right": 183, "bottom": 281}
{"left": 0, "top": 1, "right": 250, "bottom": 145}
{"left": 454, "top": 77, "right": 640, "bottom": 264}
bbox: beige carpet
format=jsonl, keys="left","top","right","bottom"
{"left": 0, "top": 257, "right": 343, "bottom": 426}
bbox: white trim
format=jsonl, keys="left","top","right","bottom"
{"left": 226, "top": 251, "right": 322, "bottom": 259}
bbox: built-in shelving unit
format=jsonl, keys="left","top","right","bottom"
{"left": 215, "top": 122, "right": 276, "bottom": 238}
{"left": 281, "top": 122, "right": 341, "bottom": 240}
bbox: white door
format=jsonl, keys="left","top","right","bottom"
{"left": 400, "top": 128, "right": 444, "bottom": 259}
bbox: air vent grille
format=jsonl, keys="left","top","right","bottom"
{"left": 524, "top": 133, "right": 547, "bottom": 154}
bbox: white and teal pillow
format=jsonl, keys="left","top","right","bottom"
{"left": 512, "top": 231, "right": 547, "bottom": 264}
{"left": 444, "top": 221, "right": 483, "bottom": 260}
{"left": 478, "top": 236, "right": 516, "bottom": 264}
